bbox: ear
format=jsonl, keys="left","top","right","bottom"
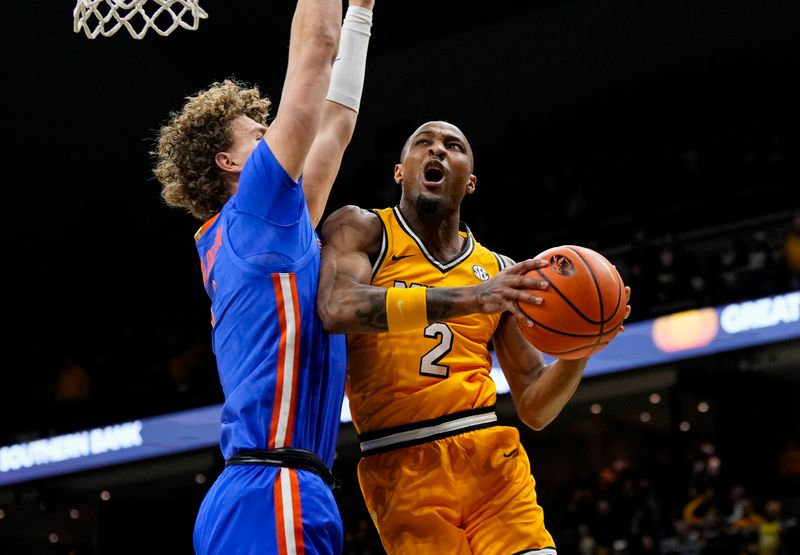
{"left": 393, "top": 163, "right": 404, "bottom": 185}
{"left": 465, "top": 174, "right": 477, "bottom": 195}
{"left": 214, "top": 151, "right": 240, "bottom": 173}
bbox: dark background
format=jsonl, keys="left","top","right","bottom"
{"left": 2, "top": 1, "right": 800, "bottom": 553}
{"left": 4, "top": 0, "right": 798, "bottom": 431}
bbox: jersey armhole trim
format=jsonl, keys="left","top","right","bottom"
{"left": 491, "top": 251, "right": 515, "bottom": 272}
{"left": 370, "top": 209, "right": 388, "bottom": 281}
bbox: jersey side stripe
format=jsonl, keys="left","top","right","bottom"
{"left": 269, "top": 274, "right": 289, "bottom": 449}
{"left": 284, "top": 274, "right": 302, "bottom": 446}
{"left": 275, "top": 470, "right": 289, "bottom": 555}
{"left": 275, "top": 468, "right": 304, "bottom": 555}
{"left": 269, "top": 273, "right": 300, "bottom": 449}
{"left": 289, "top": 468, "right": 305, "bottom": 553}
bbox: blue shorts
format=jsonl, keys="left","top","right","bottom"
{"left": 194, "top": 464, "right": 343, "bottom": 555}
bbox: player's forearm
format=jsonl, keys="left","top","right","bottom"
{"left": 303, "top": 4, "right": 372, "bottom": 225}
{"left": 319, "top": 282, "right": 387, "bottom": 333}
{"left": 517, "top": 358, "right": 588, "bottom": 430}
{"left": 319, "top": 283, "right": 483, "bottom": 334}
{"left": 325, "top": 4, "right": 372, "bottom": 113}
{"left": 426, "top": 286, "right": 487, "bottom": 321}
{"left": 273, "top": 0, "right": 341, "bottom": 180}
{"left": 303, "top": 105, "right": 358, "bottom": 226}
{"left": 348, "top": 0, "right": 375, "bottom": 9}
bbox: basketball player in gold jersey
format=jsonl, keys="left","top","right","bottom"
{"left": 317, "top": 120, "right": 631, "bottom": 554}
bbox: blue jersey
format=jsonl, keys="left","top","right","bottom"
{"left": 193, "top": 139, "right": 346, "bottom": 468}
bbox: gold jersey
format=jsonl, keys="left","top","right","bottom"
{"left": 346, "top": 207, "right": 514, "bottom": 435}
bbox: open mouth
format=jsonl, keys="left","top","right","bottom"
{"left": 424, "top": 167, "right": 444, "bottom": 182}
{"left": 422, "top": 160, "right": 445, "bottom": 185}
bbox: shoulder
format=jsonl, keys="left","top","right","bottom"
{"left": 327, "top": 204, "right": 378, "bottom": 221}
{"left": 320, "top": 205, "right": 383, "bottom": 250}
{"left": 322, "top": 205, "right": 381, "bottom": 234}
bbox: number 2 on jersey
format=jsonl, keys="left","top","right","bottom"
{"left": 420, "top": 322, "right": 454, "bottom": 378}
{"left": 392, "top": 281, "right": 455, "bottom": 379}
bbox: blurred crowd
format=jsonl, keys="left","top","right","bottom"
{"left": 544, "top": 441, "right": 800, "bottom": 555}
{"left": 609, "top": 210, "right": 800, "bottom": 319}
{"left": 341, "top": 440, "right": 800, "bottom": 555}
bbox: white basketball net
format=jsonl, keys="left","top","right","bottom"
{"left": 73, "top": 0, "right": 208, "bottom": 39}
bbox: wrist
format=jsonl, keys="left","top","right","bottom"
{"left": 469, "top": 283, "right": 486, "bottom": 314}
{"left": 385, "top": 287, "right": 428, "bottom": 333}
{"left": 326, "top": 5, "right": 373, "bottom": 112}
{"left": 348, "top": 1, "right": 374, "bottom": 10}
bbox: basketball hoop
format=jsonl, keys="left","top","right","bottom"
{"left": 73, "top": 0, "right": 208, "bottom": 39}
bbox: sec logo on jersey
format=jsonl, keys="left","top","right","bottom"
{"left": 472, "top": 265, "right": 490, "bottom": 281}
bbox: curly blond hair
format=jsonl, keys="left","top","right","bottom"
{"left": 153, "top": 79, "right": 272, "bottom": 220}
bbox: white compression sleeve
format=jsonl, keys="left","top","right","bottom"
{"left": 326, "top": 6, "right": 373, "bottom": 113}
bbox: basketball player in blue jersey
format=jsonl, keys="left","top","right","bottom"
{"left": 153, "top": 1, "right": 375, "bottom": 553}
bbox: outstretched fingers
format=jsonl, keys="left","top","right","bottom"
{"left": 508, "top": 289, "right": 539, "bottom": 327}
{"left": 617, "top": 286, "right": 633, "bottom": 333}
{"left": 475, "top": 258, "right": 552, "bottom": 319}
{"left": 505, "top": 257, "right": 549, "bottom": 275}
{"left": 499, "top": 259, "right": 550, "bottom": 326}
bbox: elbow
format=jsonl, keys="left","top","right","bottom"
{"left": 292, "top": 1, "right": 341, "bottom": 65}
{"left": 523, "top": 419, "right": 549, "bottom": 432}
{"left": 330, "top": 111, "right": 358, "bottom": 145}
{"left": 518, "top": 409, "right": 553, "bottom": 432}
{"left": 320, "top": 26, "right": 340, "bottom": 62}
{"left": 305, "top": 22, "right": 340, "bottom": 63}
{"left": 294, "top": 26, "right": 339, "bottom": 73}
{"left": 317, "top": 299, "right": 346, "bottom": 334}
{"left": 319, "top": 108, "right": 359, "bottom": 150}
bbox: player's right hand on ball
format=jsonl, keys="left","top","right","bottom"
{"left": 619, "top": 285, "right": 632, "bottom": 332}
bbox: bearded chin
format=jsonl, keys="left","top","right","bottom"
{"left": 416, "top": 194, "right": 441, "bottom": 218}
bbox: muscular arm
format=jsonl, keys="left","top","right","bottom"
{"left": 302, "top": 103, "right": 358, "bottom": 227}
{"left": 494, "top": 286, "right": 632, "bottom": 430}
{"left": 264, "top": 0, "right": 341, "bottom": 181}
{"left": 317, "top": 206, "right": 549, "bottom": 334}
{"left": 303, "top": 0, "right": 374, "bottom": 226}
{"left": 493, "top": 313, "right": 588, "bottom": 430}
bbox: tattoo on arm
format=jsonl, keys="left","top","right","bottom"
{"left": 427, "top": 289, "right": 460, "bottom": 321}
{"left": 355, "top": 297, "right": 389, "bottom": 330}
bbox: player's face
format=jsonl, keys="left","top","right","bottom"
{"left": 394, "top": 121, "right": 476, "bottom": 215}
{"left": 219, "top": 115, "right": 267, "bottom": 177}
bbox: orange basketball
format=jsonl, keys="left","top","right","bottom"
{"left": 517, "top": 245, "right": 626, "bottom": 359}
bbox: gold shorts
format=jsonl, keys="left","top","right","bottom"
{"left": 357, "top": 426, "right": 556, "bottom": 555}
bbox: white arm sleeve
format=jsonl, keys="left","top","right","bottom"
{"left": 326, "top": 6, "right": 373, "bottom": 113}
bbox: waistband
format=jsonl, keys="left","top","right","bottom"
{"left": 226, "top": 448, "right": 341, "bottom": 491}
{"left": 358, "top": 406, "right": 498, "bottom": 456}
